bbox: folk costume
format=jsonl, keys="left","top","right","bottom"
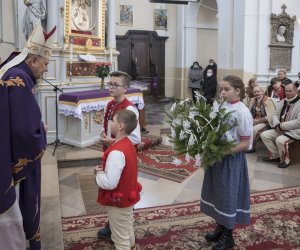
{"left": 103, "top": 98, "right": 141, "bottom": 146}
{"left": 261, "top": 95, "right": 300, "bottom": 167}
{"left": 96, "top": 137, "right": 142, "bottom": 249}
{"left": 0, "top": 23, "right": 56, "bottom": 249}
{"left": 249, "top": 96, "right": 276, "bottom": 150}
{"left": 200, "top": 101, "right": 253, "bottom": 229}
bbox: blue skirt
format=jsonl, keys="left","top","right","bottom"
{"left": 200, "top": 152, "right": 250, "bottom": 229}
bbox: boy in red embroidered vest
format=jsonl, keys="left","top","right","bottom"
{"left": 95, "top": 109, "right": 142, "bottom": 250}
{"left": 101, "top": 71, "right": 141, "bottom": 149}
{"left": 98, "top": 71, "right": 141, "bottom": 239}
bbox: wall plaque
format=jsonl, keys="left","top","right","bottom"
{"left": 269, "top": 4, "right": 296, "bottom": 71}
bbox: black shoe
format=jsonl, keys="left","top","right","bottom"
{"left": 141, "top": 127, "right": 149, "bottom": 134}
{"left": 205, "top": 224, "right": 224, "bottom": 243}
{"left": 278, "top": 161, "right": 290, "bottom": 168}
{"left": 245, "top": 149, "right": 255, "bottom": 154}
{"left": 212, "top": 228, "right": 235, "bottom": 250}
{"left": 262, "top": 157, "right": 280, "bottom": 162}
{"left": 97, "top": 223, "right": 111, "bottom": 239}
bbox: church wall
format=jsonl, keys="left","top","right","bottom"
{"left": 1, "top": 1, "right": 15, "bottom": 44}
{"left": 114, "top": 0, "right": 178, "bottom": 97}
{"left": 0, "top": 1, "right": 16, "bottom": 64}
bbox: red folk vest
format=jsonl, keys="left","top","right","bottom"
{"left": 97, "top": 137, "right": 142, "bottom": 208}
{"left": 103, "top": 98, "right": 135, "bottom": 135}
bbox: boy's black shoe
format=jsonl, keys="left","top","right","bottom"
{"left": 97, "top": 223, "right": 111, "bottom": 239}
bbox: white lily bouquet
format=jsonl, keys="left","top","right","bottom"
{"left": 167, "top": 92, "right": 237, "bottom": 170}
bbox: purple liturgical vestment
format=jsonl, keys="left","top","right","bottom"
{"left": 0, "top": 61, "right": 47, "bottom": 249}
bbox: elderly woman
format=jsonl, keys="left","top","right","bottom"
{"left": 246, "top": 86, "right": 276, "bottom": 153}
{"left": 277, "top": 69, "right": 292, "bottom": 86}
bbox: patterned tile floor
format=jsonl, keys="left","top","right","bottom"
{"left": 56, "top": 95, "right": 300, "bottom": 218}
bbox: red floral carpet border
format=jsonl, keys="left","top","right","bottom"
{"left": 62, "top": 186, "right": 300, "bottom": 250}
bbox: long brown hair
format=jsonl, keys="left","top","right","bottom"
{"left": 223, "top": 75, "right": 246, "bottom": 100}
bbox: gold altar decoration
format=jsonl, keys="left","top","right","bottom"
{"left": 64, "top": 0, "right": 106, "bottom": 52}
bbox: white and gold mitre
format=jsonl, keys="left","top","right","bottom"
{"left": 0, "top": 22, "right": 56, "bottom": 78}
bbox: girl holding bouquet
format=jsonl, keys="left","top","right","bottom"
{"left": 200, "top": 75, "right": 253, "bottom": 250}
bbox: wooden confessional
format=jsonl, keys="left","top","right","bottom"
{"left": 116, "top": 30, "right": 168, "bottom": 97}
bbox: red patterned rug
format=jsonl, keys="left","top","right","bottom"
{"left": 89, "top": 135, "right": 197, "bottom": 183}
{"left": 62, "top": 186, "right": 300, "bottom": 250}
{"left": 137, "top": 144, "right": 197, "bottom": 183}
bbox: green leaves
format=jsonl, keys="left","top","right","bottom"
{"left": 167, "top": 95, "right": 237, "bottom": 170}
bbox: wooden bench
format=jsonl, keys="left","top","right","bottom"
{"left": 290, "top": 140, "right": 300, "bottom": 165}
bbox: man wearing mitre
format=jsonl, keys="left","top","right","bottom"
{"left": 0, "top": 22, "right": 56, "bottom": 250}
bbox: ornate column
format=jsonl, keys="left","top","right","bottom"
{"left": 107, "top": 0, "right": 116, "bottom": 49}
{"left": 47, "top": 0, "right": 58, "bottom": 43}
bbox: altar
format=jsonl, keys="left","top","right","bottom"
{"left": 58, "top": 88, "right": 144, "bottom": 148}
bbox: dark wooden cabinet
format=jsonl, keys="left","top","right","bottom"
{"left": 116, "top": 30, "right": 168, "bottom": 97}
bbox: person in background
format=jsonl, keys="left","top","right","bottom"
{"left": 95, "top": 109, "right": 142, "bottom": 250}
{"left": 202, "top": 68, "right": 217, "bottom": 105}
{"left": 0, "top": 22, "right": 56, "bottom": 250}
{"left": 294, "top": 72, "right": 300, "bottom": 88}
{"left": 243, "top": 78, "right": 259, "bottom": 107}
{"left": 261, "top": 82, "right": 300, "bottom": 168}
{"left": 246, "top": 86, "right": 276, "bottom": 153}
{"left": 203, "top": 59, "right": 217, "bottom": 81}
{"left": 201, "top": 75, "right": 252, "bottom": 250}
{"left": 277, "top": 69, "right": 292, "bottom": 86}
{"left": 97, "top": 71, "right": 141, "bottom": 240}
{"left": 188, "top": 61, "right": 203, "bottom": 103}
{"left": 265, "top": 77, "right": 285, "bottom": 103}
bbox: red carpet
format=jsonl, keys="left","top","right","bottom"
{"left": 62, "top": 186, "right": 300, "bottom": 250}
{"left": 89, "top": 135, "right": 197, "bottom": 183}
{"left": 137, "top": 144, "right": 197, "bottom": 183}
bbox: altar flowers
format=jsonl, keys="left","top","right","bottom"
{"left": 167, "top": 92, "right": 237, "bottom": 170}
{"left": 95, "top": 62, "right": 111, "bottom": 89}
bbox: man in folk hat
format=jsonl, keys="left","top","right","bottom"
{"left": 0, "top": 22, "right": 56, "bottom": 250}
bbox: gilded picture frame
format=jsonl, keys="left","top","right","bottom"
{"left": 119, "top": 5, "right": 133, "bottom": 26}
{"left": 154, "top": 9, "right": 167, "bottom": 30}
{"left": 64, "top": 0, "right": 106, "bottom": 52}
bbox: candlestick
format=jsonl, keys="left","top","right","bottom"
{"left": 109, "top": 48, "right": 113, "bottom": 64}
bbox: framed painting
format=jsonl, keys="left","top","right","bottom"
{"left": 64, "top": 0, "right": 106, "bottom": 52}
{"left": 154, "top": 9, "right": 167, "bottom": 30}
{"left": 119, "top": 4, "right": 133, "bottom": 26}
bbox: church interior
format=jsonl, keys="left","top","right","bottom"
{"left": 1, "top": 0, "right": 300, "bottom": 249}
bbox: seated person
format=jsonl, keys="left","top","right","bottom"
{"left": 277, "top": 69, "right": 292, "bottom": 86}
{"left": 243, "top": 78, "right": 259, "bottom": 107}
{"left": 265, "top": 77, "right": 285, "bottom": 103}
{"left": 261, "top": 82, "right": 300, "bottom": 168}
{"left": 246, "top": 86, "right": 276, "bottom": 153}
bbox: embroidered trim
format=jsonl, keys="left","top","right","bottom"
{"left": 0, "top": 77, "right": 25, "bottom": 87}
{"left": 13, "top": 158, "right": 33, "bottom": 174}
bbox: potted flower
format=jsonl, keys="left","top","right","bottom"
{"left": 95, "top": 62, "right": 111, "bottom": 89}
